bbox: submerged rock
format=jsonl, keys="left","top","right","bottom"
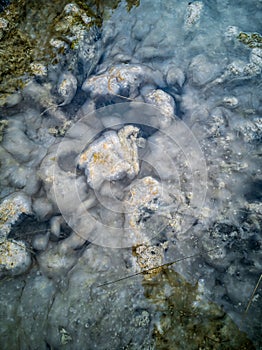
{"left": 0, "top": 240, "right": 31, "bottom": 278}
{"left": 78, "top": 125, "right": 140, "bottom": 189}
{"left": 184, "top": 1, "right": 203, "bottom": 29}
{"left": 82, "top": 64, "right": 146, "bottom": 99}
{"left": 0, "top": 192, "right": 31, "bottom": 242}
{"left": 124, "top": 176, "right": 173, "bottom": 242}
{"left": 82, "top": 64, "right": 163, "bottom": 100}
{"left": 57, "top": 72, "right": 78, "bottom": 106}
{"left": 144, "top": 89, "right": 175, "bottom": 128}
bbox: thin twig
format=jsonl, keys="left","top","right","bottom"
{"left": 97, "top": 247, "right": 219, "bottom": 287}
{"left": 241, "top": 274, "right": 262, "bottom": 325}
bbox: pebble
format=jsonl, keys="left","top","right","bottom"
{"left": 57, "top": 72, "right": 78, "bottom": 106}
{"left": 144, "top": 89, "right": 175, "bottom": 128}
{"left": 184, "top": 1, "right": 203, "bottom": 28}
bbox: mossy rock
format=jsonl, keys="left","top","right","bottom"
{"left": 0, "top": 0, "right": 140, "bottom": 100}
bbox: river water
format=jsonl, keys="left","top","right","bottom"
{"left": 0, "top": 1, "right": 261, "bottom": 349}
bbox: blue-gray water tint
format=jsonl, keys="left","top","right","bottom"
{"left": 0, "top": 0, "right": 261, "bottom": 349}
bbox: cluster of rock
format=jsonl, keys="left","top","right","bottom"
{"left": 0, "top": 0, "right": 261, "bottom": 349}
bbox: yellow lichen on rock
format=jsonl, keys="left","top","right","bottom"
{"left": 0, "top": 240, "right": 31, "bottom": 277}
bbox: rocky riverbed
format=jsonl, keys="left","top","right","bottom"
{"left": 0, "top": 0, "right": 261, "bottom": 349}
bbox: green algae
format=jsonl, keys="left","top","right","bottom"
{"left": 142, "top": 267, "right": 255, "bottom": 350}
{"left": 0, "top": 0, "right": 140, "bottom": 102}
{"left": 237, "top": 32, "right": 262, "bottom": 49}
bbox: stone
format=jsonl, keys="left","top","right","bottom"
{"left": 184, "top": 1, "right": 203, "bottom": 29}
{"left": 221, "top": 96, "right": 239, "bottom": 109}
{"left": 32, "top": 197, "right": 53, "bottom": 221}
{"left": 78, "top": 125, "right": 140, "bottom": 190}
{"left": 250, "top": 48, "right": 262, "bottom": 67}
{"left": 189, "top": 54, "right": 220, "bottom": 86}
{"left": 57, "top": 72, "right": 77, "bottom": 106}
{"left": 1, "top": 118, "right": 47, "bottom": 164}
{"left": 82, "top": 64, "right": 145, "bottom": 99}
{"left": 4, "top": 93, "right": 22, "bottom": 107}
{"left": 30, "top": 63, "right": 47, "bottom": 77}
{"left": 32, "top": 232, "right": 50, "bottom": 251}
{"left": 166, "top": 67, "right": 185, "bottom": 87}
{"left": 124, "top": 176, "right": 173, "bottom": 242}
{"left": 82, "top": 64, "right": 164, "bottom": 100}
{"left": 144, "top": 89, "right": 175, "bottom": 128}
{"left": 0, "top": 240, "right": 31, "bottom": 277}
{"left": 0, "top": 192, "right": 31, "bottom": 242}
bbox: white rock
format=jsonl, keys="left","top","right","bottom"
{"left": 57, "top": 72, "right": 78, "bottom": 106}
{"left": 30, "top": 63, "right": 47, "bottom": 77}
{"left": 0, "top": 193, "right": 31, "bottom": 241}
{"left": 124, "top": 176, "right": 173, "bottom": 241}
{"left": 0, "top": 240, "right": 31, "bottom": 277}
{"left": 82, "top": 65, "right": 145, "bottom": 99}
{"left": 32, "top": 232, "right": 50, "bottom": 251}
{"left": 50, "top": 216, "right": 64, "bottom": 238}
{"left": 224, "top": 26, "right": 239, "bottom": 41}
{"left": 250, "top": 48, "right": 262, "bottom": 67}
{"left": 184, "top": 1, "right": 203, "bottom": 28}
{"left": 32, "top": 197, "right": 53, "bottom": 221}
{"left": 78, "top": 125, "right": 140, "bottom": 189}
{"left": 222, "top": 96, "right": 239, "bottom": 109}
{"left": 82, "top": 64, "right": 165, "bottom": 99}
{"left": 189, "top": 54, "right": 220, "bottom": 86}
{"left": 4, "top": 93, "right": 22, "bottom": 107}
{"left": 166, "top": 67, "right": 185, "bottom": 87}
{"left": 0, "top": 17, "right": 8, "bottom": 29}
{"left": 2, "top": 119, "right": 46, "bottom": 164}
{"left": 144, "top": 89, "right": 175, "bottom": 128}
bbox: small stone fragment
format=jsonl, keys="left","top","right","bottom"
{"left": 0, "top": 18, "right": 8, "bottom": 30}
{"left": 184, "top": 1, "right": 203, "bottom": 28}
{"left": 32, "top": 197, "right": 53, "bottom": 221}
{"left": 134, "top": 244, "right": 164, "bottom": 271}
{"left": 60, "top": 327, "right": 72, "bottom": 345}
{"left": 4, "top": 93, "right": 22, "bottom": 108}
{"left": 30, "top": 63, "right": 47, "bottom": 77}
{"left": 222, "top": 96, "right": 239, "bottom": 109}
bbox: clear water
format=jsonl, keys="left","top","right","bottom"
{"left": 0, "top": 0, "right": 261, "bottom": 349}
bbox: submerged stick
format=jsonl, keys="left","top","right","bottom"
{"left": 243, "top": 273, "right": 262, "bottom": 318}
{"left": 97, "top": 247, "right": 219, "bottom": 287}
